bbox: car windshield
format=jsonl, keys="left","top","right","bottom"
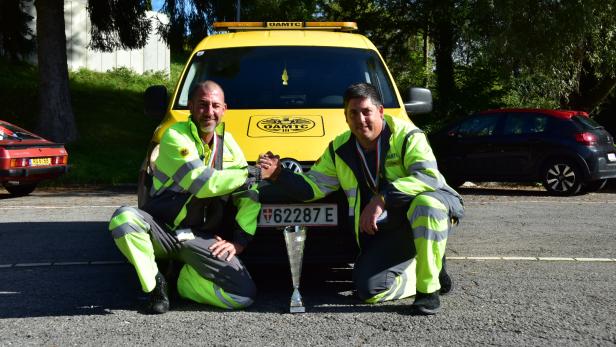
{"left": 175, "top": 46, "right": 399, "bottom": 109}
{"left": 0, "top": 123, "right": 39, "bottom": 141}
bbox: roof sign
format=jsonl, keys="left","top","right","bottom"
{"left": 213, "top": 21, "right": 358, "bottom": 32}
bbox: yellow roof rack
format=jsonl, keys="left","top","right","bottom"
{"left": 213, "top": 21, "right": 358, "bottom": 32}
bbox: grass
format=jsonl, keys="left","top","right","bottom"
{"left": 0, "top": 51, "right": 189, "bottom": 186}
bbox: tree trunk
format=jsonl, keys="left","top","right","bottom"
{"left": 562, "top": 61, "right": 616, "bottom": 112}
{"left": 431, "top": 1, "right": 457, "bottom": 116}
{"left": 34, "top": 0, "right": 78, "bottom": 143}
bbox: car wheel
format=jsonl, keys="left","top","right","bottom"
{"left": 584, "top": 179, "right": 607, "bottom": 193}
{"left": 3, "top": 183, "right": 37, "bottom": 196}
{"left": 541, "top": 159, "right": 583, "bottom": 196}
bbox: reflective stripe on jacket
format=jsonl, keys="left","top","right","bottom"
{"left": 148, "top": 118, "right": 259, "bottom": 244}
{"left": 282, "top": 114, "right": 463, "bottom": 245}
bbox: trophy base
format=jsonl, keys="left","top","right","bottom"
{"left": 289, "top": 305, "right": 306, "bottom": 313}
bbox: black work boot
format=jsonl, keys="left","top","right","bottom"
{"left": 411, "top": 291, "right": 441, "bottom": 315}
{"left": 146, "top": 272, "right": 170, "bottom": 314}
{"left": 439, "top": 256, "right": 454, "bottom": 295}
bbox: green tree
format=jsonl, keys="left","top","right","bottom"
{"left": 157, "top": 0, "right": 318, "bottom": 53}
{"left": 10, "top": 0, "right": 153, "bottom": 143}
{"left": 88, "top": 0, "right": 152, "bottom": 52}
{"left": 471, "top": 0, "right": 616, "bottom": 112}
{"left": 320, "top": 0, "right": 473, "bottom": 119}
{"left": 0, "top": 0, "right": 35, "bottom": 61}
{"left": 318, "top": 1, "right": 428, "bottom": 87}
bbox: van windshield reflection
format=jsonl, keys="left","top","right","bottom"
{"left": 175, "top": 46, "right": 398, "bottom": 109}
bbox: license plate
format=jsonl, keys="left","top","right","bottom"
{"left": 258, "top": 204, "right": 338, "bottom": 227}
{"left": 608, "top": 153, "right": 616, "bottom": 162}
{"left": 30, "top": 157, "right": 51, "bottom": 166}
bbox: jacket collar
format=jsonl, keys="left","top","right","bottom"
{"left": 336, "top": 120, "right": 392, "bottom": 178}
{"left": 188, "top": 116, "right": 225, "bottom": 161}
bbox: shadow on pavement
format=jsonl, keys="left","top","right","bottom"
{"left": 0, "top": 260, "right": 375, "bottom": 318}
{"left": 0, "top": 221, "right": 138, "bottom": 318}
{"left": 0, "top": 264, "right": 140, "bottom": 318}
{"left": 0, "top": 220, "right": 375, "bottom": 318}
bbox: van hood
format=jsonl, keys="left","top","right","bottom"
{"left": 224, "top": 109, "right": 347, "bottom": 163}
{"left": 161, "top": 108, "right": 409, "bottom": 164}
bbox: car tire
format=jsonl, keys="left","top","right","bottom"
{"left": 541, "top": 159, "right": 583, "bottom": 196}
{"left": 3, "top": 183, "right": 37, "bottom": 197}
{"left": 584, "top": 179, "right": 607, "bottom": 193}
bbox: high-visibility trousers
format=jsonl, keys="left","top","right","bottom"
{"left": 109, "top": 206, "right": 256, "bottom": 309}
{"left": 354, "top": 191, "right": 453, "bottom": 303}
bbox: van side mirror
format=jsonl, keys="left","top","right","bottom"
{"left": 144, "top": 85, "right": 169, "bottom": 121}
{"left": 404, "top": 87, "right": 432, "bottom": 115}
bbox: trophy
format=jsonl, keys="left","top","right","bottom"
{"left": 283, "top": 225, "right": 306, "bottom": 313}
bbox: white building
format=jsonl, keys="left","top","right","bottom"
{"left": 24, "top": 0, "right": 170, "bottom": 76}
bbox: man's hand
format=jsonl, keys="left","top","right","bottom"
{"left": 359, "top": 194, "right": 385, "bottom": 235}
{"left": 209, "top": 235, "right": 245, "bottom": 261}
{"left": 258, "top": 151, "right": 282, "bottom": 180}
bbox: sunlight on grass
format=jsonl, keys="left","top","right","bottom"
{"left": 0, "top": 54, "right": 187, "bottom": 186}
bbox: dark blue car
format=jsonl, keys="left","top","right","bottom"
{"left": 429, "top": 108, "right": 616, "bottom": 195}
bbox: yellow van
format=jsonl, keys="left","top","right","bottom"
{"left": 142, "top": 21, "right": 432, "bottom": 262}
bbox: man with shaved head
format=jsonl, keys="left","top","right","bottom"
{"left": 109, "top": 81, "right": 269, "bottom": 314}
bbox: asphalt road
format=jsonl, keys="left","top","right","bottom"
{"left": 1, "top": 186, "right": 615, "bottom": 346}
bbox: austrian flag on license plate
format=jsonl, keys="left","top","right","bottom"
{"left": 258, "top": 204, "right": 338, "bottom": 227}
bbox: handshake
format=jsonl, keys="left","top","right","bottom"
{"left": 257, "top": 151, "right": 282, "bottom": 181}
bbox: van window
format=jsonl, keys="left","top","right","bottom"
{"left": 175, "top": 46, "right": 399, "bottom": 109}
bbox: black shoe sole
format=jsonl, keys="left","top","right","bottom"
{"left": 412, "top": 304, "right": 441, "bottom": 315}
{"left": 147, "top": 302, "right": 170, "bottom": 314}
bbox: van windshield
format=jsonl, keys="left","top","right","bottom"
{"left": 175, "top": 46, "right": 399, "bottom": 109}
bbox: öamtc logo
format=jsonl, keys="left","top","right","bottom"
{"left": 256, "top": 117, "right": 316, "bottom": 133}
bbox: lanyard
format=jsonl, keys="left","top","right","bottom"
{"left": 205, "top": 134, "right": 218, "bottom": 168}
{"left": 355, "top": 137, "right": 381, "bottom": 194}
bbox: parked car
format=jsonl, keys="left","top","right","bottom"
{"left": 0, "top": 120, "right": 69, "bottom": 196}
{"left": 141, "top": 21, "right": 432, "bottom": 263}
{"left": 429, "top": 108, "right": 616, "bottom": 195}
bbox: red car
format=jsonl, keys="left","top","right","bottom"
{"left": 0, "top": 120, "right": 68, "bottom": 196}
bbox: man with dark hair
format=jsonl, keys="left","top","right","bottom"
{"left": 259, "top": 82, "right": 463, "bottom": 314}
{"left": 109, "top": 81, "right": 267, "bottom": 314}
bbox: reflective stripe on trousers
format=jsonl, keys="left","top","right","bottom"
{"left": 108, "top": 205, "right": 256, "bottom": 308}
{"left": 109, "top": 206, "right": 159, "bottom": 292}
{"left": 407, "top": 192, "right": 449, "bottom": 294}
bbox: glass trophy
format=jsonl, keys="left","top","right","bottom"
{"left": 283, "top": 225, "right": 306, "bottom": 313}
